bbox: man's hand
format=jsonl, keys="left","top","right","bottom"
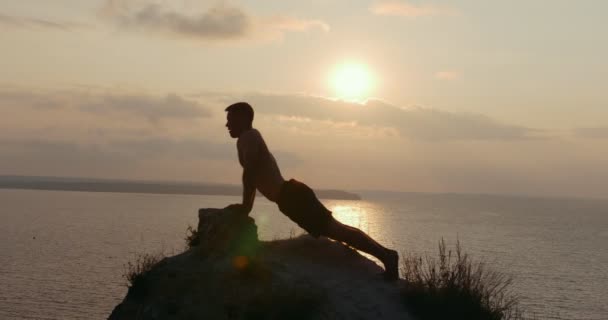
{"left": 224, "top": 203, "right": 251, "bottom": 215}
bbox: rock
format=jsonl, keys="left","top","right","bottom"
{"left": 195, "top": 207, "right": 260, "bottom": 257}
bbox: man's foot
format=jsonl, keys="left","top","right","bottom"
{"left": 382, "top": 249, "right": 399, "bottom": 282}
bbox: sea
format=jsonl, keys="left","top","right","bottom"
{"left": 0, "top": 189, "right": 606, "bottom": 319}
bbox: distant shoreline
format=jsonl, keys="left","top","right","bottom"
{"left": 0, "top": 175, "right": 361, "bottom": 201}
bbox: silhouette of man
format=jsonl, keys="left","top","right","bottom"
{"left": 224, "top": 102, "right": 399, "bottom": 281}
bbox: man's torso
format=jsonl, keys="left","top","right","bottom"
{"left": 237, "top": 128, "right": 285, "bottom": 202}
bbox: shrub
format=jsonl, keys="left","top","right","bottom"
{"left": 184, "top": 225, "right": 200, "bottom": 249}
{"left": 400, "top": 239, "right": 524, "bottom": 320}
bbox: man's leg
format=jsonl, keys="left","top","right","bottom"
{"left": 323, "top": 217, "right": 399, "bottom": 280}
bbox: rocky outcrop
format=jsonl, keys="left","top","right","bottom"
{"left": 108, "top": 208, "right": 413, "bottom": 320}
{"left": 195, "top": 208, "right": 259, "bottom": 256}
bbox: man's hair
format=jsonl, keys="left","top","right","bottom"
{"left": 225, "top": 102, "right": 254, "bottom": 124}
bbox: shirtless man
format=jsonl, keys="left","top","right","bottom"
{"left": 224, "top": 102, "right": 399, "bottom": 281}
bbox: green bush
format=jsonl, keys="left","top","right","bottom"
{"left": 400, "top": 239, "right": 524, "bottom": 320}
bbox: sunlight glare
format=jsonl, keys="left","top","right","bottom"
{"left": 331, "top": 205, "right": 366, "bottom": 231}
{"left": 329, "top": 62, "right": 373, "bottom": 102}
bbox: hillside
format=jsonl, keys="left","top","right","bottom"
{"left": 108, "top": 208, "right": 412, "bottom": 320}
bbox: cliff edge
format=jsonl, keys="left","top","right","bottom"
{"left": 108, "top": 208, "right": 413, "bottom": 320}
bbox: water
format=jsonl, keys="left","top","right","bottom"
{"left": 0, "top": 189, "right": 606, "bottom": 319}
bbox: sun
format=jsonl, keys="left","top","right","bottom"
{"left": 329, "top": 62, "right": 373, "bottom": 102}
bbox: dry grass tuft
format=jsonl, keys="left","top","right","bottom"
{"left": 123, "top": 252, "right": 165, "bottom": 301}
{"left": 400, "top": 239, "right": 525, "bottom": 320}
{"left": 184, "top": 225, "right": 200, "bottom": 249}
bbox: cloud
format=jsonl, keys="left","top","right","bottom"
{"left": 109, "top": 137, "right": 301, "bottom": 165}
{"left": 0, "top": 87, "right": 211, "bottom": 123}
{"left": 370, "top": 1, "right": 457, "bottom": 17}
{"left": 81, "top": 93, "right": 212, "bottom": 122}
{"left": 0, "top": 13, "right": 84, "bottom": 30}
{"left": 262, "top": 15, "right": 329, "bottom": 33}
{"left": 229, "top": 93, "right": 537, "bottom": 141}
{"left": 1, "top": 87, "right": 537, "bottom": 142}
{"left": 3, "top": 86, "right": 608, "bottom": 197}
{"left": 0, "top": 139, "right": 137, "bottom": 177}
{"left": 0, "top": 87, "right": 301, "bottom": 179}
{"left": 573, "top": 127, "right": 608, "bottom": 139}
{"left": 0, "top": 135, "right": 301, "bottom": 179}
{"left": 98, "top": 1, "right": 329, "bottom": 41}
{"left": 435, "top": 71, "right": 459, "bottom": 80}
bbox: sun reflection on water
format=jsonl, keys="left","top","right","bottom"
{"left": 328, "top": 202, "right": 390, "bottom": 265}
{"left": 330, "top": 204, "right": 369, "bottom": 233}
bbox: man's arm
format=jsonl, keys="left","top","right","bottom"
{"left": 234, "top": 130, "right": 259, "bottom": 215}
{"left": 241, "top": 166, "right": 256, "bottom": 214}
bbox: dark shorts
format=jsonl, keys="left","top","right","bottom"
{"left": 277, "top": 179, "right": 333, "bottom": 238}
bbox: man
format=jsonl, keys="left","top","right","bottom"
{"left": 224, "top": 102, "right": 399, "bottom": 281}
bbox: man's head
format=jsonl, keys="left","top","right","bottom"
{"left": 225, "top": 102, "right": 254, "bottom": 138}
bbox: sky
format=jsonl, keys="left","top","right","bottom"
{"left": 1, "top": 0, "right": 608, "bottom": 198}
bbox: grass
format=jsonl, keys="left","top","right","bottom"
{"left": 400, "top": 239, "right": 525, "bottom": 320}
{"left": 123, "top": 252, "right": 165, "bottom": 301}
